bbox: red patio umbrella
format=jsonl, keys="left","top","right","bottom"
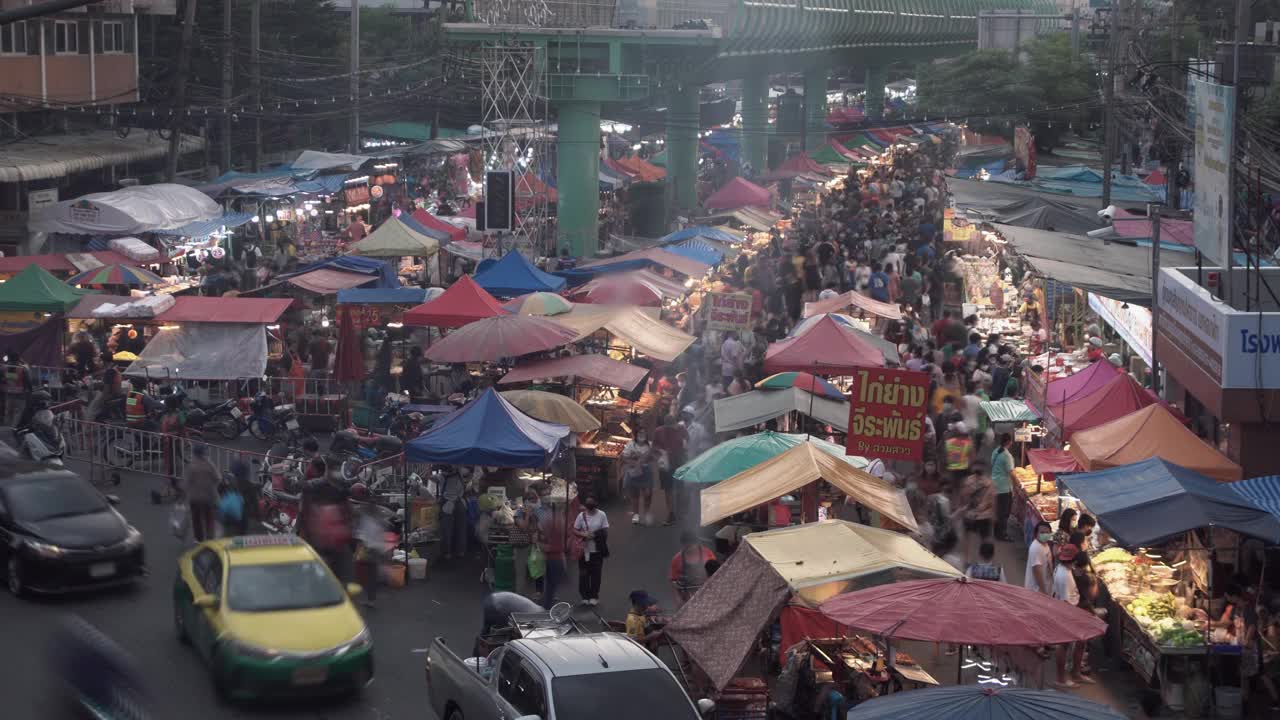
{"left": 819, "top": 576, "right": 1106, "bottom": 647}
{"left": 423, "top": 314, "right": 579, "bottom": 363}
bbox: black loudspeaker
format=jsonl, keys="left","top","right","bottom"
{"left": 476, "top": 201, "right": 486, "bottom": 232}
{"left": 484, "top": 171, "right": 513, "bottom": 231}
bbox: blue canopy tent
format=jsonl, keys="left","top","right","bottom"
{"left": 282, "top": 255, "right": 399, "bottom": 289}
{"left": 553, "top": 260, "right": 653, "bottom": 288}
{"left": 399, "top": 212, "right": 453, "bottom": 242}
{"left": 1058, "top": 458, "right": 1280, "bottom": 547}
{"left": 667, "top": 238, "right": 725, "bottom": 266}
{"left": 336, "top": 287, "right": 429, "bottom": 305}
{"left": 152, "top": 212, "right": 256, "bottom": 238}
{"left": 660, "top": 225, "right": 742, "bottom": 244}
{"left": 405, "top": 389, "right": 569, "bottom": 468}
{"left": 1229, "top": 476, "right": 1280, "bottom": 521}
{"left": 472, "top": 251, "right": 567, "bottom": 298}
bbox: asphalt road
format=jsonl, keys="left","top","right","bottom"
{"left": 0, "top": 439, "right": 685, "bottom": 720}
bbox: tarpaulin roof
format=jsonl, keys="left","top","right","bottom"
{"left": 423, "top": 314, "right": 579, "bottom": 363}
{"left": 159, "top": 297, "right": 292, "bottom": 324}
{"left": 950, "top": 178, "right": 1103, "bottom": 235}
{"left": 612, "top": 155, "right": 665, "bottom": 182}
{"left": 1230, "top": 477, "right": 1280, "bottom": 522}
{"left": 0, "top": 130, "right": 204, "bottom": 183}
{"left": 0, "top": 264, "right": 92, "bottom": 312}
{"left": 844, "top": 685, "right": 1129, "bottom": 720}
{"left": 674, "top": 430, "right": 868, "bottom": 486}
{"left": 472, "top": 251, "right": 566, "bottom": 297}
{"left": 764, "top": 314, "right": 886, "bottom": 375}
{"left": 700, "top": 442, "right": 917, "bottom": 531}
{"left": 29, "top": 183, "right": 223, "bottom": 236}
{"left": 704, "top": 177, "right": 773, "bottom": 211}
{"left": 404, "top": 388, "right": 569, "bottom": 468}
{"left": 746, "top": 521, "right": 955, "bottom": 599}
{"left": 402, "top": 275, "right": 508, "bottom": 328}
{"left": 1109, "top": 217, "right": 1195, "bottom": 247}
{"left": 1059, "top": 458, "right": 1280, "bottom": 545}
{"left": 1041, "top": 359, "right": 1121, "bottom": 408}
{"left": 1045, "top": 372, "right": 1158, "bottom": 440}
{"left": 1069, "top": 405, "right": 1242, "bottom": 481}
{"left": 667, "top": 238, "right": 724, "bottom": 266}
{"left": 1028, "top": 448, "right": 1082, "bottom": 475}
{"left": 498, "top": 353, "right": 649, "bottom": 392}
{"left": 764, "top": 152, "right": 833, "bottom": 180}
{"left": 152, "top": 211, "right": 256, "bottom": 238}
{"left": 577, "top": 247, "right": 711, "bottom": 278}
{"left": 660, "top": 225, "right": 743, "bottom": 244}
{"left": 291, "top": 150, "right": 372, "bottom": 172}
{"left": 283, "top": 268, "right": 375, "bottom": 295}
{"left": 713, "top": 387, "right": 849, "bottom": 433}
{"left": 547, "top": 305, "right": 694, "bottom": 362}
{"left": 398, "top": 212, "right": 453, "bottom": 242}
{"left": 980, "top": 398, "right": 1041, "bottom": 424}
{"left": 803, "top": 290, "right": 903, "bottom": 321}
{"left": 411, "top": 209, "right": 466, "bottom": 242}
{"left": 124, "top": 323, "right": 267, "bottom": 381}
{"left": 347, "top": 216, "right": 440, "bottom": 257}
{"left": 285, "top": 255, "right": 399, "bottom": 289}
{"left": 0, "top": 250, "right": 135, "bottom": 275}
{"left": 578, "top": 270, "right": 687, "bottom": 299}
{"left": 336, "top": 287, "right": 429, "bottom": 305}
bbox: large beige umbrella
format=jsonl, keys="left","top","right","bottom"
{"left": 499, "top": 390, "right": 601, "bottom": 432}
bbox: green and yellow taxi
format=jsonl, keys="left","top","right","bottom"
{"left": 172, "top": 534, "right": 373, "bottom": 700}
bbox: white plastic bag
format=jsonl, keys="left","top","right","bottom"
{"left": 170, "top": 501, "right": 190, "bottom": 539}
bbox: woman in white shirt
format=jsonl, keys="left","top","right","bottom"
{"left": 573, "top": 496, "right": 610, "bottom": 606}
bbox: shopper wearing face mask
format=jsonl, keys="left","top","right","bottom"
{"left": 512, "top": 489, "right": 540, "bottom": 598}
{"left": 1025, "top": 521, "right": 1055, "bottom": 596}
{"left": 573, "top": 496, "right": 609, "bottom": 606}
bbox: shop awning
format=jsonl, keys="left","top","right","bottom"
{"left": 788, "top": 313, "right": 900, "bottom": 364}
{"left": 1068, "top": 405, "right": 1242, "bottom": 482}
{"left": 1039, "top": 355, "right": 1121, "bottom": 410}
{"left": 291, "top": 149, "right": 372, "bottom": 172}
{"left": 700, "top": 443, "right": 916, "bottom": 531}
{"left": 284, "top": 255, "right": 399, "bottom": 289}
{"left": 1027, "top": 448, "right": 1082, "bottom": 475}
{"left": 0, "top": 130, "right": 204, "bottom": 183}
{"left": 980, "top": 398, "right": 1040, "bottom": 424}
{"left": 405, "top": 388, "right": 569, "bottom": 468}
{"left": 29, "top": 183, "right": 222, "bottom": 235}
{"left": 713, "top": 387, "right": 849, "bottom": 433}
{"left": 402, "top": 275, "right": 508, "bottom": 329}
{"left": 498, "top": 353, "right": 649, "bottom": 393}
{"left": 547, "top": 305, "right": 694, "bottom": 362}
{"left": 347, "top": 216, "right": 440, "bottom": 257}
{"left": 803, "top": 290, "right": 903, "bottom": 321}
{"left": 284, "top": 268, "right": 375, "bottom": 295}
{"left": 1059, "top": 458, "right": 1280, "bottom": 546}
{"left": 660, "top": 225, "right": 744, "bottom": 244}
{"left": 160, "top": 297, "right": 293, "bottom": 324}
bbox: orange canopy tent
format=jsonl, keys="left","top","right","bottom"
{"left": 1069, "top": 404, "right": 1242, "bottom": 482}
{"left": 613, "top": 155, "right": 665, "bottom": 182}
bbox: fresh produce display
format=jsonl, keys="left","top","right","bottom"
{"left": 1149, "top": 618, "right": 1204, "bottom": 648}
{"left": 1128, "top": 592, "right": 1176, "bottom": 622}
{"left": 1093, "top": 547, "right": 1135, "bottom": 565}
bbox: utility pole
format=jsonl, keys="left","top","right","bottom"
{"left": 250, "top": 0, "right": 261, "bottom": 172}
{"left": 1149, "top": 204, "right": 1162, "bottom": 395}
{"left": 1101, "top": 1, "right": 1119, "bottom": 208}
{"left": 1070, "top": 8, "right": 1080, "bottom": 57}
{"left": 350, "top": 0, "right": 360, "bottom": 154}
{"left": 1118, "top": 0, "right": 1133, "bottom": 178}
{"left": 1224, "top": 0, "right": 1250, "bottom": 304}
{"left": 166, "top": 0, "right": 198, "bottom": 182}
{"left": 1167, "top": 2, "right": 1181, "bottom": 210}
{"left": 220, "top": 0, "right": 234, "bottom": 175}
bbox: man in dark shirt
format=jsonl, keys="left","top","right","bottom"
{"left": 652, "top": 416, "right": 689, "bottom": 526}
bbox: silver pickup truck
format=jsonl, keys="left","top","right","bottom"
{"left": 426, "top": 633, "right": 715, "bottom": 720}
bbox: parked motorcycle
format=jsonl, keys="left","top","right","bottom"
{"left": 167, "top": 385, "right": 244, "bottom": 441}
{"left": 16, "top": 409, "right": 66, "bottom": 466}
{"left": 330, "top": 429, "right": 404, "bottom": 482}
{"left": 246, "top": 394, "right": 314, "bottom": 447}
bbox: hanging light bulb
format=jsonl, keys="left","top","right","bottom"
{"left": 265, "top": 214, "right": 275, "bottom": 223}
{"left": 251, "top": 215, "right": 260, "bottom": 223}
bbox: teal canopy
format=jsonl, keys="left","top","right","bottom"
{"left": 674, "top": 430, "right": 868, "bottom": 485}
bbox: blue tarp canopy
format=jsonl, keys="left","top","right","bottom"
{"left": 660, "top": 225, "right": 742, "bottom": 244}
{"left": 1229, "top": 476, "right": 1280, "bottom": 521}
{"left": 472, "top": 251, "right": 566, "bottom": 298}
{"left": 668, "top": 238, "right": 725, "bottom": 266}
{"left": 283, "top": 255, "right": 399, "bottom": 289}
{"left": 405, "top": 389, "right": 569, "bottom": 467}
{"left": 152, "top": 211, "right": 256, "bottom": 238}
{"left": 336, "top": 287, "right": 429, "bottom": 305}
{"left": 1059, "top": 458, "right": 1280, "bottom": 546}
{"left": 553, "top": 260, "right": 652, "bottom": 287}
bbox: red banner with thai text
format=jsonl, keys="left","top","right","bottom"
{"left": 845, "top": 366, "right": 930, "bottom": 462}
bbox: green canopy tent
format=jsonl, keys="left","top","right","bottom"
{"left": 347, "top": 216, "right": 440, "bottom": 258}
{"left": 810, "top": 142, "right": 862, "bottom": 167}
{"left": 674, "top": 430, "right": 869, "bottom": 486}
{"left": 0, "top": 264, "right": 92, "bottom": 313}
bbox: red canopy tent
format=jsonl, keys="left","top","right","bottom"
{"left": 411, "top": 209, "right": 465, "bottom": 242}
{"left": 516, "top": 174, "right": 558, "bottom": 208}
{"left": 763, "top": 153, "right": 833, "bottom": 180}
{"left": 402, "top": 275, "right": 508, "bottom": 328}
{"left": 1045, "top": 372, "right": 1158, "bottom": 440}
{"left": 613, "top": 155, "right": 665, "bottom": 182}
{"left": 704, "top": 177, "right": 773, "bottom": 211}
{"left": 764, "top": 314, "right": 886, "bottom": 375}
{"left": 1040, "top": 358, "right": 1120, "bottom": 409}
{"left": 1027, "top": 448, "right": 1082, "bottom": 475}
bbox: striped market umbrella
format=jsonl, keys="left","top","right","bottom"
{"left": 67, "top": 264, "right": 164, "bottom": 287}
{"left": 755, "top": 371, "right": 845, "bottom": 400}
{"left": 503, "top": 292, "right": 573, "bottom": 316}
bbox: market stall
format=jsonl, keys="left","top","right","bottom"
{"left": 713, "top": 387, "right": 849, "bottom": 434}
{"left": 763, "top": 314, "right": 889, "bottom": 375}
{"left": 1067, "top": 405, "right": 1242, "bottom": 482}
{"left": 401, "top": 275, "right": 508, "bottom": 329}
{"left": 472, "top": 251, "right": 566, "bottom": 298}
{"left": 547, "top": 304, "right": 695, "bottom": 363}
{"left": 674, "top": 431, "right": 868, "bottom": 487}
{"left": 1058, "top": 458, "right": 1280, "bottom": 710}
{"left": 802, "top": 291, "right": 903, "bottom": 323}
{"left": 421, "top": 314, "right": 578, "bottom": 364}
{"left": 1012, "top": 448, "right": 1081, "bottom": 544}
{"left": 665, "top": 521, "right": 957, "bottom": 706}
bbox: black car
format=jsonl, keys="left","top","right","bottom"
{"left": 0, "top": 463, "right": 145, "bottom": 597}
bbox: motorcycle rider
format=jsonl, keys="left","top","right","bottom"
{"left": 122, "top": 381, "right": 161, "bottom": 430}
{"left": 19, "top": 406, "right": 65, "bottom": 465}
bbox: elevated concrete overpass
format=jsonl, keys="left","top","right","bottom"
{"left": 445, "top": 0, "right": 1049, "bottom": 255}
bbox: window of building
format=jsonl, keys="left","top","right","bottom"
{"left": 0, "top": 21, "right": 27, "bottom": 54}
{"left": 54, "top": 21, "right": 78, "bottom": 54}
{"left": 102, "top": 21, "right": 124, "bottom": 53}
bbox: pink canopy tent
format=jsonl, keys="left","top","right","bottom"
{"left": 764, "top": 314, "right": 885, "bottom": 375}
{"left": 1040, "top": 359, "right": 1120, "bottom": 409}
{"left": 1045, "top": 372, "right": 1158, "bottom": 440}
{"left": 704, "top": 177, "right": 773, "bottom": 212}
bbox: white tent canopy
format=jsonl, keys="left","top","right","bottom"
{"left": 29, "top": 184, "right": 222, "bottom": 235}
{"left": 714, "top": 388, "right": 849, "bottom": 433}
{"left": 124, "top": 324, "right": 267, "bottom": 380}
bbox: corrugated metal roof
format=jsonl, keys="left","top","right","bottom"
{"left": 0, "top": 131, "right": 205, "bottom": 183}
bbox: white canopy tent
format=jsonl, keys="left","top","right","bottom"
{"left": 29, "top": 184, "right": 222, "bottom": 235}
{"left": 124, "top": 324, "right": 268, "bottom": 381}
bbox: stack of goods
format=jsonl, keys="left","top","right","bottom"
{"left": 1127, "top": 592, "right": 1206, "bottom": 648}
{"left": 90, "top": 294, "right": 176, "bottom": 318}
{"left": 109, "top": 236, "right": 161, "bottom": 263}
{"left": 1014, "top": 466, "right": 1054, "bottom": 495}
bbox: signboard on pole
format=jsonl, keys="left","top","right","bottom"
{"left": 704, "top": 292, "right": 753, "bottom": 332}
{"left": 1192, "top": 79, "right": 1234, "bottom": 266}
{"left": 845, "top": 367, "right": 930, "bottom": 462}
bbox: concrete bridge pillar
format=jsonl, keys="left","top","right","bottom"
{"left": 666, "top": 84, "right": 700, "bottom": 219}
{"left": 740, "top": 73, "right": 768, "bottom": 175}
{"left": 555, "top": 100, "right": 602, "bottom": 257}
{"left": 865, "top": 65, "right": 887, "bottom": 123}
{"left": 804, "top": 67, "right": 828, "bottom": 152}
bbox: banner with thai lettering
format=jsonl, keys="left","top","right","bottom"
{"left": 943, "top": 208, "right": 975, "bottom": 242}
{"left": 704, "top": 292, "right": 753, "bottom": 332}
{"left": 845, "top": 367, "right": 931, "bottom": 462}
